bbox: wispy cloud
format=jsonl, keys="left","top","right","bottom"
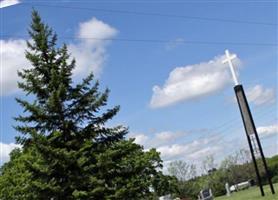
{"left": 0, "top": 0, "right": 20, "bottom": 8}
{"left": 150, "top": 54, "right": 241, "bottom": 108}
{"left": 165, "top": 38, "right": 185, "bottom": 50}
{"left": 130, "top": 124, "right": 277, "bottom": 169}
{"left": 257, "top": 124, "right": 278, "bottom": 138}
{"left": 130, "top": 131, "right": 222, "bottom": 162}
{"left": 246, "top": 85, "right": 276, "bottom": 106}
{"left": 188, "top": 146, "right": 220, "bottom": 160}
{"left": 0, "top": 17, "right": 117, "bottom": 96}
{"left": 157, "top": 135, "right": 222, "bottom": 161}
{"left": 130, "top": 131, "right": 188, "bottom": 149}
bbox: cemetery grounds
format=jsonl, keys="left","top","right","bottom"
{"left": 215, "top": 183, "right": 278, "bottom": 200}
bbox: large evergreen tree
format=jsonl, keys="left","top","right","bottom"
{"left": 0, "top": 10, "right": 173, "bottom": 200}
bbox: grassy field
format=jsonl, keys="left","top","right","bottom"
{"left": 215, "top": 183, "right": 278, "bottom": 200}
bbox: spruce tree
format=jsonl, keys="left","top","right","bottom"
{"left": 15, "top": 10, "right": 126, "bottom": 199}
{"left": 0, "top": 10, "right": 171, "bottom": 200}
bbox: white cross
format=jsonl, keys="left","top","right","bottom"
{"left": 222, "top": 49, "right": 239, "bottom": 85}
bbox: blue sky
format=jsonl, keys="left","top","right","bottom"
{"left": 0, "top": 0, "right": 277, "bottom": 170}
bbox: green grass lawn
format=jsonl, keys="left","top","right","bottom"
{"left": 215, "top": 183, "right": 278, "bottom": 200}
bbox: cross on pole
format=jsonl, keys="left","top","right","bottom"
{"left": 223, "top": 49, "right": 275, "bottom": 197}
{"left": 222, "top": 49, "right": 239, "bottom": 85}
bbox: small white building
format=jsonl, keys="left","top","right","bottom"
{"left": 230, "top": 181, "right": 251, "bottom": 192}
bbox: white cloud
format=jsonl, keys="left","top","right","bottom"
{"left": 156, "top": 131, "right": 176, "bottom": 141}
{"left": 131, "top": 131, "right": 188, "bottom": 148}
{"left": 0, "top": 0, "right": 20, "bottom": 8}
{"left": 0, "top": 142, "right": 21, "bottom": 163}
{"left": 246, "top": 85, "right": 276, "bottom": 106}
{"left": 157, "top": 144, "right": 189, "bottom": 160}
{"left": 157, "top": 141, "right": 222, "bottom": 162}
{"left": 257, "top": 124, "right": 278, "bottom": 138}
{"left": 156, "top": 134, "right": 222, "bottom": 161}
{"left": 132, "top": 126, "right": 277, "bottom": 171}
{"left": 131, "top": 131, "right": 223, "bottom": 162}
{"left": 0, "top": 17, "right": 117, "bottom": 96}
{"left": 0, "top": 39, "right": 29, "bottom": 95}
{"left": 150, "top": 54, "right": 241, "bottom": 108}
{"left": 188, "top": 146, "right": 220, "bottom": 160}
{"left": 69, "top": 17, "right": 117, "bottom": 77}
{"left": 133, "top": 134, "right": 149, "bottom": 146}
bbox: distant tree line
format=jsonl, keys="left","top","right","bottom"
{"left": 167, "top": 150, "right": 278, "bottom": 199}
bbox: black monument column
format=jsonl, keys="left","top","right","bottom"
{"left": 234, "top": 84, "right": 275, "bottom": 196}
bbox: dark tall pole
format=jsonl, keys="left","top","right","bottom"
{"left": 223, "top": 50, "right": 275, "bottom": 197}
{"left": 252, "top": 119, "right": 276, "bottom": 195}
{"left": 234, "top": 85, "right": 264, "bottom": 196}
{"left": 234, "top": 85, "right": 275, "bottom": 195}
